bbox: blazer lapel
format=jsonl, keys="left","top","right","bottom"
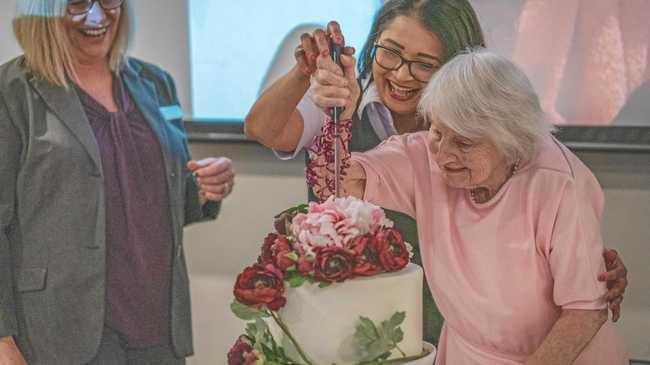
{"left": 29, "top": 77, "right": 102, "bottom": 173}
{"left": 121, "top": 67, "right": 172, "bottom": 169}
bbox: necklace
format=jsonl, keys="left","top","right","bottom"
{"left": 469, "top": 159, "right": 520, "bottom": 204}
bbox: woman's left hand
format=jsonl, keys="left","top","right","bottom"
{"left": 187, "top": 157, "right": 235, "bottom": 202}
{"left": 598, "top": 248, "right": 628, "bottom": 322}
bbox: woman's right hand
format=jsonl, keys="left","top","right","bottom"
{"left": 300, "top": 22, "right": 361, "bottom": 120}
{"left": 0, "top": 337, "right": 28, "bottom": 365}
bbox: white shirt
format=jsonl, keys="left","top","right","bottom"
{"left": 273, "top": 79, "right": 398, "bottom": 160}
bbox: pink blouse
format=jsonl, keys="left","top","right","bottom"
{"left": 353, "top": 132, "right": 628, "bottom": 364}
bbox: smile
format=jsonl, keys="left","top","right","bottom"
{"left": 443, "top": 165, "right": 467, "bottom": 174}
{"left": 387, "top": 80, "right": 419, "bottom": 101}
{"left": 80, "top": 27, "right": 109, "bottom": 38}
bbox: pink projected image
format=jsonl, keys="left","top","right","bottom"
{"left": 471, "top": 0, "right": 650, "bottom": 126}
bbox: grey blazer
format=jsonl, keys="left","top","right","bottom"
{"left": 0, "top": 56, "right": 219, "bottom": 365}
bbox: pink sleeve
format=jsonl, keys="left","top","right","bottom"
{"left": 548, "top": 176, "right": 608, "bottom": 310}
{"left": 351, "top": 135, "right": 416, "bottom": 218}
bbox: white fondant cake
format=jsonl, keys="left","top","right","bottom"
{"left": 273, "top": 263, "right": 423, "bottom": 365}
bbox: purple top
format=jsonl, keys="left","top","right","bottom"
{"left": 78, "top": 78, "right": 173, "bottom": 348}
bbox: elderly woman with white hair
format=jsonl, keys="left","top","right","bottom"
{"left": 0, "top": 1, "right": 235, "bottom": 364}
{"left": 313, "top": 49, "right": 628, "bottom": 364}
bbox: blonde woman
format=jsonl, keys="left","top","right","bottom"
{"left": 0, "top": 1, "right": 235, "bottom": 364}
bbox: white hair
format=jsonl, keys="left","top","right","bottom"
{"left": 418, "top": 48, "right": 555, "bottom": 164}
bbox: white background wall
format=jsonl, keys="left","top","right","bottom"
{"left": 2, "top": 1, "right": 649, "bottom": 364}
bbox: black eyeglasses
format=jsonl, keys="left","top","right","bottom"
{"left": 67, "top": 0, "right": 124, "bottom": 16}
{"left": 372, "top": 43, "right": 440, "bottom": 83}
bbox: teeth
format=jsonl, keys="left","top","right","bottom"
{"left": 81, "top": 28, "right": 108, "bottom": 37}
{"left": 389, "top": 81, "right": 416, "bottom": 97}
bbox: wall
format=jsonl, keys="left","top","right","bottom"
{"left": 1, "top": 0, "right": 648, "bottom": 363}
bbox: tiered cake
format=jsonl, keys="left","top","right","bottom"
{"left": 228, "top": 197, "right": 431, "bottom": 365}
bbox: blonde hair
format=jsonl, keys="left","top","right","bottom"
{"left": 12, "top": 0, "right": 133, "bottom": 87}
{"left": 418, "top": 48, "right": 555, "bottom": 164}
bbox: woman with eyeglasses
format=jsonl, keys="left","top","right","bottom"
{"left": 0, "top": 0, "right": 235, "bottom": 364}
{"left": 244, "top": 0, "right": 629, "bottom": 348}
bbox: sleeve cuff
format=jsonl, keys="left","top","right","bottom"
{"left": 201, "top": 200, "right": 221, "bottom": 220}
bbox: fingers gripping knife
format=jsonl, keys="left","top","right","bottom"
{"left": 329, "top": 32, "right": 345, "bottom": 197}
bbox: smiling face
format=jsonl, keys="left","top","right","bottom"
{"left": 427, "top": 119, "right": 510, "bottom": 192}
{"left": 63, "top": 1, "right": 122, "bottom": 66}
{"left": 372, "top": 15, "right": 445, "bottom": 119}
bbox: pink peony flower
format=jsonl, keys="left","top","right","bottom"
{"left": 290, "top": 197, "right": 392, "bottom": 250}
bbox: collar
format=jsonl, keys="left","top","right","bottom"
{"left": 356, "top": 77, "right": 398, "bottom": 140}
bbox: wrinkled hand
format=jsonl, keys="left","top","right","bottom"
{"left": 0, "top": 337, "right": 27, "bottom": 365}
{"left": 598, "top": 248, "right": 628, "bottom": 322}
{"left": 187, "top": 157, "right": 235, "bottom": 202}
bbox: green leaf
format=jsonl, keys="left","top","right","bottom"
{"left": 391, "top": 328, "right": 404, "bottom": 344}
{"left": 382, "top": 312, "right": 405, "bottom": 346}
{"left": 231, "top": 300, "right": 271, "bottom": 320}
{"left": 288, "top": 275, "right": 307, "bottom": 288}
{"left": 351, "top": 312, "right": 408, "bottom": 363}
{"left": 274, "top": 203, "right": 309, "bottom": 218}
{"left": 285, "top": 251, "right": 299, "bottom": 262}
{"left": 285, "top": 270, "right": 308, "bottom": 288}
{"left": 388, "top": 312, "right": 406, "bottom": 329}
{"left": 318, "top": 281, "right": 331, "bottom": 288}
{"left": 356, "top": 317, "right": 380, "bottom": 346}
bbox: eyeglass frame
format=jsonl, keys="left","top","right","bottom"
{"left": 371, "top": 43, "right": 440, "bottom": 83}
{"left": 66, "top": 0, "right": 125, "bottom": 16}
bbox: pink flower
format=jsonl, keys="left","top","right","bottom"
{"left": 290, "top": 197, "right": 392, "bottom": 250}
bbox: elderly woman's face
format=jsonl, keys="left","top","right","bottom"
{"left": 63, "top": 1, "right": 122, "bottom": 65}
{"left": 427, "top": 121, "right": 508, "bottom": 191}
{"left": 372, "top": 16, "right": 444, "bottom": 118}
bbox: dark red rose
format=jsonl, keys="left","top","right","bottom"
{"left": 258, "top": 233, "right": 295, "bottom": 272}
{"left": 233, "top": 263, "right": 286, "bottom": 311}
{"left": 259, "top": 233, "right": 278, "bottom": 265}
{"left": 296, "top": 255, "right": 315, "bottom": 276}
{"left": 375, "top": 228, "right": 409, "bottom": 272}
{"left": 227, "top": 336, "right": 257, "bottom": 365}
{"left": 349, "top": 234, "right": 383, "bottom": 276}
{"left": 314, "top": 246, "right": 355, "bottom": 283}
{"left": 273, "top": 211, "right": 296, "bottom": 235}
{"left": 271, "top": 237, "right": 294, "bottom": 271}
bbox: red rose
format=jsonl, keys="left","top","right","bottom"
{"left": 375, "top": 228, "right": 409, "bottom": 272}
{"left": 271, "top": 237, "right": 294, "bottom": 271}
{"left": 258, "top": 233, "right": 295, "bottom": 272}
{"left": 349, "top": 234, "right": 383, "bottom": 276}
{"left": 233, "top": 263, "right": 286, "bottom": 311}
{"left": 228, "top": 336, "right": 257, "bottom": 365}
{"left": 227, "top": 336, "right": 257, "bottom": 365}
{"left": 314, "top": 246, "right": 355, "bottom": 283}
{"left": 273, "top": 211, "right": 295, "bottom": 235}
{"left": 297, "top": 255, "right": 315, "bottom": 276}
{"left": 259, "top": 233, "right": 278, "bottom": 265}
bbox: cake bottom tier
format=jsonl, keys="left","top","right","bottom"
{"left": 272, "top": 263, "right": 424, "bottom": 365}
